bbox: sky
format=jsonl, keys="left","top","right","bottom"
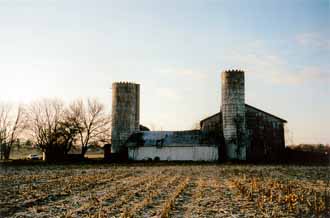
{"left": 0, "top": 0, "right": 329, "bottom": 144}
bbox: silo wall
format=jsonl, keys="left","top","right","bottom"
{"left": 111, "top": 82, "right": 140, "bottom": 154}
{"left": 221, "top": 70, "right": 247, "bottom": 160}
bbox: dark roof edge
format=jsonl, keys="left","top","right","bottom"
{"left": 245, "top": 104, "right": 287, "bottom": 123}
{"left": 200, "top": 104, "right": 287, "bottom": 124}
{"left": 200, "top": 112, "right": 221, "bottom": 124}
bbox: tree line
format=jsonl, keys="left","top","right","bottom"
{"left": 0, "top": 98, "right": 111, "bottom": 161}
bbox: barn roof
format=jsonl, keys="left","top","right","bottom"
{"left": 200, "top": 104, "right": 287, "bottom": 125}
{"left": 126, "top": 130, "right": 209, "bottom": 147}
{"left": 245, "top": 104, "right": 287, "bottom": 123}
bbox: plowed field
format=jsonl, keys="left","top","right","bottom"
{"left": 1, "top": 164, "right": 329, "bottom": 217}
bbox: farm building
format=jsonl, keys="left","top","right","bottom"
{"left": 109, "top": 70, "right": 287, "bottom": 162}
{"left": 200, "top": 104, "right": 287, "bottom": 162}
{"left": 126, "top": 131, "right": 219, "bottom": 161}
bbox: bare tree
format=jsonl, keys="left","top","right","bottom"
{"left": 67, "top": 98, "right": 111, "bottom": 157}
{"left": 28, "top": 99, "right": 77, "bottom": 161}
{"left": 0, "top": 103, "right": 26, "bottom": 160}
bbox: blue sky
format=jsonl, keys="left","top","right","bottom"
{"left": 0, "top": 0, "right": 329, "bottom": 144}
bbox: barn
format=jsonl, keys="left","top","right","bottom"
{"left": 109, "top": 70, "right": 287, "bottom": 162}
{"left": 200, "top": 104, "right": 287, "bottom": 162}
{"left": 127, "top": 131, "right": 218, "bottom": 161}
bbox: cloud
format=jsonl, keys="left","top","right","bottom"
{"left": 270, "top": 67, "right": 329, "bottom": 85}
{"left": 295, "top": 32, "right": 330, "bottom": 49}
{"left": 224, "top": 46, "right": 329, "bottom": 85}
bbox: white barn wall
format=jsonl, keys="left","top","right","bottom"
{"left": 128, "top": 145, "right": 218, "bottom": 161}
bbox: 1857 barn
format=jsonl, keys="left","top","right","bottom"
{"left": 109, "top": 69, "right": 287, "bottom": 162}
{"left": 200, "top": 104, "right": 287, "bottom": 162}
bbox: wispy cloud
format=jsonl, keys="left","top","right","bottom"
{"left": 224, "top": 42, "right": 329, "bottom": 85}
{"left": 295, "top": 32, "right": 330, "bottom": 49}
{"left": 270, "top": 67, "right": 329, "bottom": 85}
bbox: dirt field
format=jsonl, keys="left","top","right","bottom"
{"left": 1, "top": 164, "right": 329, "bottom": 218}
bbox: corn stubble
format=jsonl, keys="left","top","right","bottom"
{"left": 0, "top": 165, "right": 329, "bottom": 218}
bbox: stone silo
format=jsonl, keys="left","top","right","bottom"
{"left": 111, "top": 82, "right": 140, "bottom": 154}
{"left": 221, "top": 70, "right": 247, "bottom": 160}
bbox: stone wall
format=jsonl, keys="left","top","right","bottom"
{"left": 111, "top": 82, "right": 140, "bottom": 153}
{"left": 221, "top": 70, "right": 247, "bottom": 160}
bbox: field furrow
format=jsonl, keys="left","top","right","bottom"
{"left": 65, "top": 168, "right": 172, "bottom": 218}
{"left": 159, "top": 177, "right": 191, "bottom": 218}
{"left": 3, "top": 172, "right": 135, "bottom": 217}
{"left": 1, "top": 164, "right": 329, "bottom": 218}
{"left": 120, "top": 176, "right": 180, "bottom": 218}
{"left": 168, "top": 177, "right": 197, "bottom": 218}
{"left": 98, "top": 175, "right": 167, "bottom": 217}
{"left": 131, "top": 176, "right": 183, "bottom": 217}
{"left": 14, "top": 173, "right": 140, "bottom": 217}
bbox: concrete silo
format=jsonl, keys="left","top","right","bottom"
{"left": 221, "top": 70, "right": 247, "bottom": 160}
{"left": 111, "top": 82, "right": 140, "bottom": 154}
